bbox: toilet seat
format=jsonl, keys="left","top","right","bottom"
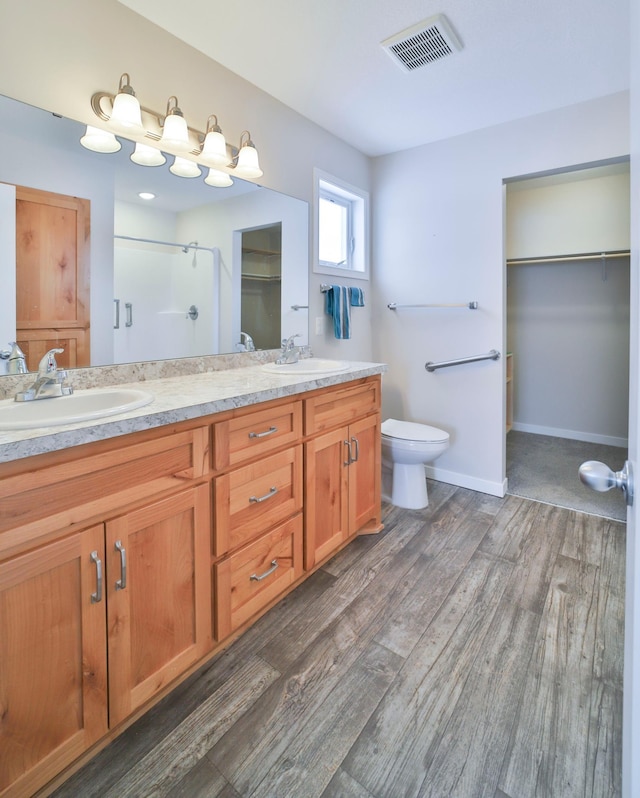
{"left": 381, "top": 418, "right": 449, "bottom": 444}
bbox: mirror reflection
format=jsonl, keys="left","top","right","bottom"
{"left": 0, "top": 94, "right": 309, "bottom": 375}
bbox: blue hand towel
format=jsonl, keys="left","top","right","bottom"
{"left": 349, "top": 286, "right": 365, "bottom": 307}
{"left": 325, "top": 285, "right": 351, "bottom": 339}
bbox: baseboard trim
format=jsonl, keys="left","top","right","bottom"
{"left": 511, "top": 422, "right": 628, "bottom": 449}
{"left": 424, "top": 464, "right": 506, "bottom": 498}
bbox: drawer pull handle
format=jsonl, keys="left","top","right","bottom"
{"left": 249, "top": 486, "right": 278, "bottom": 504}
{"left": 351, "top": 436, "right": 360, "bottom": 463}
{"left": 115, "top": 540, "right": 127, "bottom": 590}
{"left": 90, "top": 551, "right": 103, "bottom": 604}
{"left": 344, "top": 440, "right": 352, "bottom": 466}
{"left": 250, "top": 559, "right": 279, "bottom": 582}
{"left": 249, "top": 426, "right": 278, "bottom": 439}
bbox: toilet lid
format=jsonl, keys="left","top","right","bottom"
{"left": 381, "top": 418, "right": 449, "bottom": 443}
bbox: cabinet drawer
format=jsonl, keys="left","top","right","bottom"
{"left": 214, "top": 446, "right": 302, "bottom": 557}
{"left": 0, "top": 427, "right": 210, "bottom": 560}
{"left": 213, "top": 400, "right": 302, "bottom": 470}
{"left": 214, "top": 514, "right": 303, "bottom": 640}
{"left": 304, "top": 377, "right": 380, "bottom": 434}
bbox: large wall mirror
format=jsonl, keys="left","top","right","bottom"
{"left": 0, "top": 93, "right": 309, "bottom": 375}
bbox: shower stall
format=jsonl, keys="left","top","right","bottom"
{"left": 113, "top": 235, "right": 220, "bottom": 363}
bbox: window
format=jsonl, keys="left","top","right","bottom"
{"left": 314, "top": 169, "right": 369, "bottom": 280}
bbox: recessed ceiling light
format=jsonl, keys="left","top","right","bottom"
{"left": 138, "top": 191, "right": 156, "bottom": 200}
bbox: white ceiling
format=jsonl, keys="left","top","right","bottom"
{"left": 118, "top": 0, "right": 630, "bottom": 157}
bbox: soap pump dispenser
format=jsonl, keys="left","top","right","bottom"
{"left": 7, "top": 342, "right": 28, "bottom": 374}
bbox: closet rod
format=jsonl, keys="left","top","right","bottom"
{"left": 507, "top": 249, "right": 630, "bottom": 266}
{"left": 388, "top": 301, "right": 478, "bottom": 310}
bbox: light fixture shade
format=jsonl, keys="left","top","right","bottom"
{"left": 159, "top": 96, "right": 192, "bottom": 152}
{"left": 200, "top": 115, "right": 228, "bottom": 167}
{"left": 130, "top": 143, "right": 166, "bottom": 166}
{"left": 169, "top": 156, "right": 202, "bottom": 178}
{"left": 80, "top": 125, "right": 121, "bottom": 153}
{"left": 108, "top": 73, "right": 145, "bottom": 136}
{"left": 204, "top": 168, "right": 233, "bottom": 187}
{"left": 234, "top": 133, "right": 263, "bottom": 178}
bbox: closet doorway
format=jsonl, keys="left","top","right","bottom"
{"left": 505, "top": 160, "right": 630, "bottom": 520}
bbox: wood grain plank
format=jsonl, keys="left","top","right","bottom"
{"left": 561, "top": 510, "right": 605, "bottom": 566}
{"left": 101, "top": 656, "right": 279, "bottom": 798}
{"left": 415, "top": 604, "right": 540, "bottom": 797}
{"left": 170, "top": 758, "right": 240, "bottom": 798}
{"left": 342, "top": 552, "right": 513, "bottom": 797}
{"left": 593, "top": 520, "right": 626, "bottom": 688}
{"left": 250, "top": 642, "right": 402, "bottom": 797}
{"left": 499, "top": 553, "right": 601, "bottom": 798}
{"left": 321, "top": 767, "right": 376, "bottom": 797}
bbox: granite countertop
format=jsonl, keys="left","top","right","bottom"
{"left": 0, "top": 360, "right": 386, "bottom": 464}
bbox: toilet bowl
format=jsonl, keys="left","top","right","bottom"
{"left": 381, "top": 418, "right": 450, "bottom": 510}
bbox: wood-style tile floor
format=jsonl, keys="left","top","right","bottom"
{"left": 51, "top": 483, "right": 625, "bottom": 798}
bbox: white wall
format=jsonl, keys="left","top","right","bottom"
{"left": 372, "top": 92, "right": 630, "bottom": 495}
{"left": 0, "top": 0, "right": 375, "bottom": 363}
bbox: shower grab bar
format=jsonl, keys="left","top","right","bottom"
{"left": 425, "top": 349, "right": 500, "bottom": 372}
{"left": 388, "top": 301, "right": 478, "bottom": 310}
{"left": 291, "top": 304, "right": 309, "bottom": 310}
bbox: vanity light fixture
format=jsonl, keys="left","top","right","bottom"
{"left": 169, "top": 156, "right": 202, "bottom": 178}
{"left": 130, "top": 142, "right": 166, "bottom": 166}
{"left": 234, "top": 131, "right": 263, "bottom": 179}
{"left": 159, "top": 96, "right": 192, "bottom": 153}
{"left": 82, "top": 74, "right": 265, "bottom": 185}
{"left": 204, "top": 168, "right": 233, "bottom": 188}
{"left": 108, "top": 73, "right": 145, "bottom": 136}
{"left": 79, "top": 124, "right": 121, "bottom": 153}
{"left": 199, "top": 115, "right": 228, "bottom": 167}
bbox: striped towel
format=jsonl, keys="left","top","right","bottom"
{"left": 325, "top": 285, "right": 351, "bottom": 339}
{"left": 349, "top": 286, "right": 365, "bottom": 307}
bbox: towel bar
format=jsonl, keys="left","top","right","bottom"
{"left": 425, "top": 349, "right": 500, "bottom": 372}
{"left": 388, "top": 301, "right": 478, "bottom": 310}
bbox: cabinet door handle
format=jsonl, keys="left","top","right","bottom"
{"left": 249, "top": 486, "right": 278, "bottom": 504}
{"left": 351, "top": 436, "right": 360, "bottom": 463}
{"left": 113, "top": 298, "right": 120, "bottom": 330}
{"left": 90, "top": 550, "right": 103, "bottom": 603}
{"left": 114, "top": 540, "right": 127, "bottom": 590}
{"left": 344, "top": 439, "right": 352, "bottom": 466}
{"left": 125, "top": 302, "right": 133, "bottom": 328}
{"left": 248, "top": 426, "right": 277, "bottom": 439}
{"left": 250, "top": 559, "right": 279, "bottom": 582}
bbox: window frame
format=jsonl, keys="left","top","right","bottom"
{"left": 313, "top": 169, "right": 370, "bottom": 281}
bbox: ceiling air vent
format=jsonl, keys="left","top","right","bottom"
{"left": 381, "top": 14, "right": 462, "bottom": 73}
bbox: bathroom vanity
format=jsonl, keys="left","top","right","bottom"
{"left": 0, "top": 359, "right": 384, "bottom": 797}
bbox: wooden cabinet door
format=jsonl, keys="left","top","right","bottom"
{"left": 348, "top": 413, "right": 382, "bottom": 534}
{"left": 106, "top": 485, "right": 211, "bottom": 726}
{"left": 304, "top": 426, "right": 350, "bottom": 570}
{"left": 15, "top": 185, "right": 90, "bottom": 371}
{"left": 0, "top": 525, "right": 107, "bottom": 798}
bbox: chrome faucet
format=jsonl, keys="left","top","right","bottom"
{"left": 239, "top": 331, "right": 255, "bottom": 352}
{"left": 15, "top": 348, "right": 74, "bottom": 402}
{"left": 276, "top": 334, "right": 302, "bottom": 364}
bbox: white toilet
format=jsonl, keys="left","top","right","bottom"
{"left": 381, "top": 418, "right": 450, "bottom": 510}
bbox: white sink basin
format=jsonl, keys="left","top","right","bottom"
{"left": 262, "top": 359, "right": 350, "bottom": 375}
{"left": 0, "top": 388, "right": 154, "bottom": 430}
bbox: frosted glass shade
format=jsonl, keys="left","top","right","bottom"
{"left": 204, "top": 168, "right": 233, "bottom": 187}
{"left": 79, "top": 125, "right": 121, "bottom": 153}
{"left": 159, "top": 113, "right": 191, "bottom": 152}
{"left": 169, "top": 157, "right": 201, "bottom": 178}
{"left": 200, "top": 130, "right": 228, "bottom": 167}
{"left": 235, "top": 144, "right": 263, "bottom": 178}
{"left": 109, "top": 92, "right": 145, "bottom": 136}
{"left": 130, "top": 143, "right": 166, "bottom": 166}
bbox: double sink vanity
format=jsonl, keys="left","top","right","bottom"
{"left": 0, "top": 353, "right": 385, "bottom": 797}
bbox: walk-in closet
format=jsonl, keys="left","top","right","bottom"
{"left": 505, "top": 161, "right": 630, "bottom": 519}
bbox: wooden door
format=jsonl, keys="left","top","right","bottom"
{"left": 348, "top": 413, "right": 382, "bottom": 534}
{"left": 0, "top": 525, "right": 107, "bottom": 798}
{"left": 106, "top": 486, "right": 211, "bottom": 726}
{"left": 15, "top": 185, "right": 90, "bottom": 370}
{"left": 304, "top": 426, "right": 350, "bottom": 570}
